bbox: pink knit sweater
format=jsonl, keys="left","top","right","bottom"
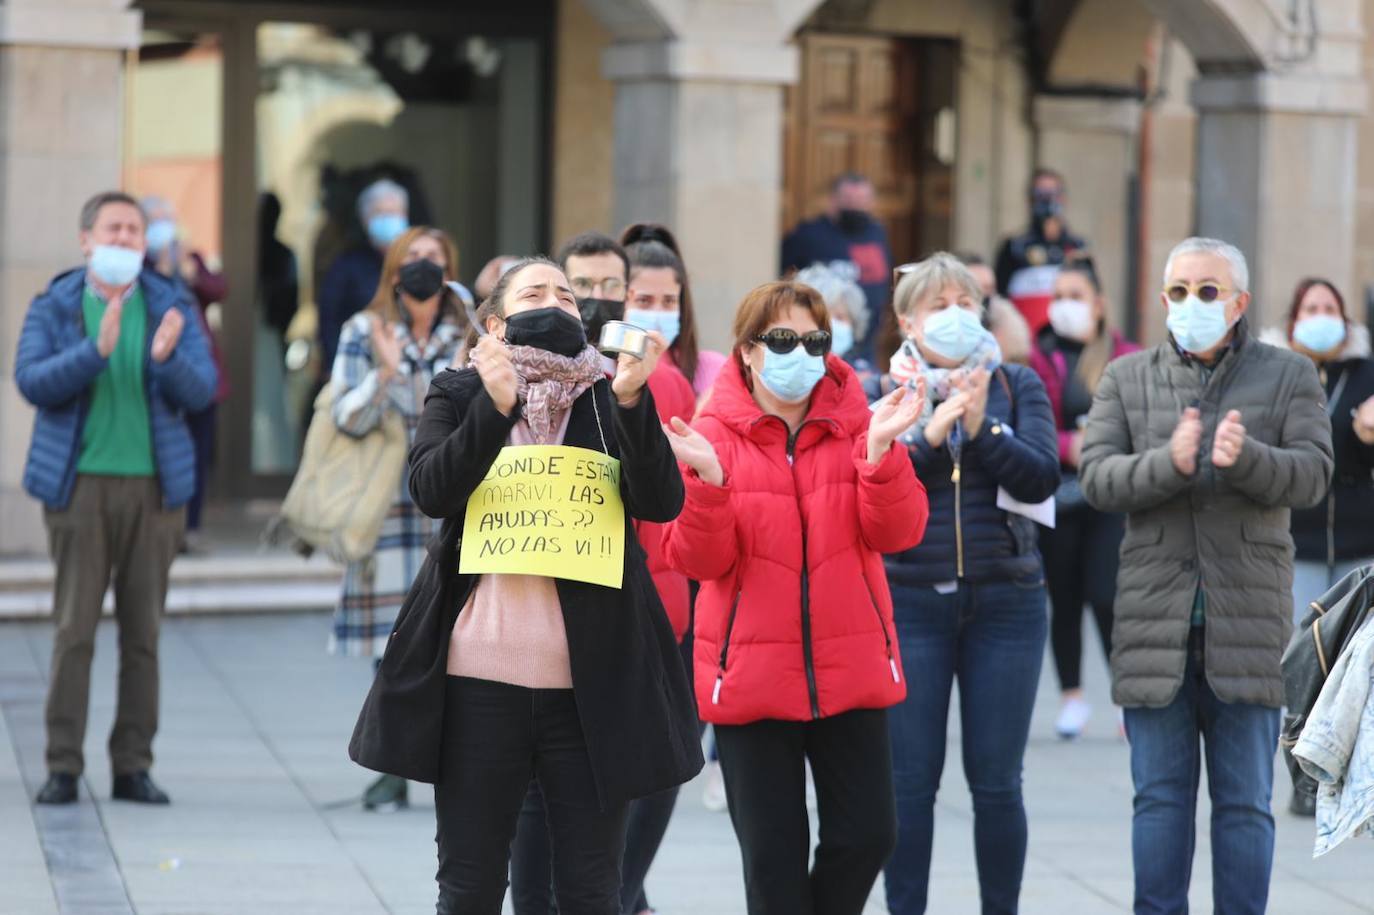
{"left": 446, "top": 408, "right": 576, "bottom": 688}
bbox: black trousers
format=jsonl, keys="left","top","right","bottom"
{"left": 511, "top": 631, "right": 698, "bottom": 915}
{"left": 434, "top": 677, "right": 628, "bottom": 915}
{"left": 1038, "top": 505, "right": 1122, "bottom": 692}
{"left": 715, "top": 709, "right": 897, "bottom": 915}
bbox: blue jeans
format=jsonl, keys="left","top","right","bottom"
{"left": 1124, "top": 628, "right": 1280, "bottom": 915}
{"left": 884, "top": 576, "right": 1048, "bottom": 915}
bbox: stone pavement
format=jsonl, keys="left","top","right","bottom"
{"left": 1, "top": 611, "right": 1370, "bottom": 915}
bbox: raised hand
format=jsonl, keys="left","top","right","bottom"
{"left": 663, "top": 416, "right": 724, "bottom": 486}
{"left": 370, "top": 317, "right": 403, "bottom": 381}
{"left": 612, "top": 331, "right": 667, "bottom": 407}
{"left": 472, "top": 334, "right": 518, "bottom": 416}
{"left": 954, "top": 367, "right": 992, "bottom": 438}
{"left": 868, "top": 379, "right": 926, "bottom": 464}
{"left": 149, "top": 307, "right": 185, "bottom": 363}
{"left": 1171, "top": 407, "right": 1203, "bottom": 476}
{"left": 96, "top": 299, "right": 124, "bottom": 358}
{"left": 1211, "top": 409, "right": 1246, "bottom": 469}
{"left": 923, "top": 391, "right": 970, "bottom": 448}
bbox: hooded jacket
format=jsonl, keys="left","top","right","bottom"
{"left": 662, "top": 355, "right": 928, "bottom": 725}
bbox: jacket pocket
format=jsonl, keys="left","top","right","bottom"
{"left": 1241, "top": 521, "right": 1292, "bottom": 551}
{"left": 860, "top": 570, "right": 901, "bottom": 684}
{"left": 711, "top": 590, "right": 744, "bottom": 705}
{"left": 1120, "top": 522, "right": 1164, "bottom": 553}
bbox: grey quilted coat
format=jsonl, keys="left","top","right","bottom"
{"left": 1080, "top": 321, "right": 1333, "bottom": 708}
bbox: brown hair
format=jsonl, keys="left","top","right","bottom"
{"left": 731, "top": 281, "right": 832, "bottom": 384}
{"left": 620, "top": 223, "right": 699, "bottom": 383}
{"left": 366, "top": 226, "right": 463, "bottom": 326}
{"left": 464, "top": 255, "right": 563, "bottom": 350}
{"left": 1285, "top": 277, "right": 1347, "bottom": 339}
{"left": 80, "top": 191, "right": 145, "bottom": 231}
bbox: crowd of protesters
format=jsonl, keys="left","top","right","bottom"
{"left": 16, "top": 172, "right": 1374, "bottom": 915}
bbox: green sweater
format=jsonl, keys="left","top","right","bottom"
{"left": 78, "top": 285, "right": 154, "bottom": 476}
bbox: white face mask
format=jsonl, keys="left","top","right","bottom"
{"left": 1047, "top": 298, "right": 1096, "bottom": 341}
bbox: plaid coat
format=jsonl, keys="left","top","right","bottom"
{"left": 327, "top": 311, "right": 462, "bottom": 657}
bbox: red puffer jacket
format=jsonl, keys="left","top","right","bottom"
{"left": 663, "top": 355, "right": 928, "bottom": 724}
{"left": 638, "top": 361, "right": 698, "bottom": 641}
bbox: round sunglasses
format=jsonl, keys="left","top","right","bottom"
{"left": 1164, "top": 281, "right": 1233, "bottom": 304}
{"left": 754, "top": 328, "right": 832, "bottom": 357}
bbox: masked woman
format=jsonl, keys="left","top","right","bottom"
{"left": 349, "top": 257, "right": 702, "bottom": 915}
{"left": 662, "top": 280, "right": 928, "bottom": 915}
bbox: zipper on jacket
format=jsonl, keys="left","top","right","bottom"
{"left": 862, "top": 573, "right": 901, "bottom": 684}
{"left": 952, "top": 457, "right": 965, "bottom": 579}
{"left": 1326, "top": 491, "right": 1336, "bottom": 573}
{"left": 712, "top": 591, "right": 744, "bottom": 705}
{"left": 787, "top": 425, "right": 822, "bottom": 720}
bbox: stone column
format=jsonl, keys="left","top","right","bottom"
{"left": 0, "top": 0, "right": 141, "bottom": 555}
{"left": 1191, "top": 73, "right": 1365, "bottom": 328}
{"left": 602, "top": 40, "right": 797, "bottom": 352}
{"left": 1033, "top": 94, "right": 1142, "bottom": 323}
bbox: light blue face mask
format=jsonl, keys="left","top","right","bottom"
{"left": 367, "top": 213, "right": 409, "bottom": 248}
{"left": 1166, "top": 294, "right": 1233, "bottom": 354}
{"left": 145, "top": 219, "right": 176, "bottom": 255}
{"left": 1292, "top": 314, "right": 1347, "bottom": 355}
{"left": 624, "top": 308, "right": 681, "bottom": 347}
{"left": 921, "top": 305, "right": 987, "bottom": 362}
{"left": 88, "top": 244, "right": 144, "bottom": 287}
{"left": 757, "top": 346, "right": 826, "bottom": 403}
{"left": 831, "top": 320, "right": 855, "bottom": 357}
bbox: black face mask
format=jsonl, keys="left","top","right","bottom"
{"left": 1031, "top": 190, "right": 1063, "bottom": 225}
{"left": 836, "top": 208, "right": 870, "bottom": 236}
{"left": 397, "top": 259, "right": 445, "bottom": 301}
{"left": 577, "top": 296, "right": 624, "bottom": 343}
{"left": 503, "top": 307, "right": 588, "bottom": 357}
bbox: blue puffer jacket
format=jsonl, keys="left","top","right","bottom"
{"left": 15, "top": 266, "right": 218, "bottom": 510}
{"left": 882, "top": 363, "right": 1059, "bottom": 586}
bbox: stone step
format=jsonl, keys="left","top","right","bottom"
{"left": 0, "top": 552, "right": 341, "bottom": 620}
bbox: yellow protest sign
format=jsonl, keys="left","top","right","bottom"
{"left": 459, "top": 445, "right": 625, "bottom": 589}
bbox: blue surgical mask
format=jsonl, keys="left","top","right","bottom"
{"left": 921, "top": 306, "right": 988, "bottom": 362}
{"left": 367, "top": 213, "right": 409, "bottom": 248}
{"left": 831, "top": 320, "right": 855, "bottom": 357}
{"left": 145, "top": 219, "right": 176, "bottom": 255}
{"left": 88, "top": 244, "right": 144, "bottom": 287}
{"left": 1166, "top": 294, "right": 1233, "bottom": 354}
{"left": 1292, "top": 315, "right": 1347, "bottom": 355}
{"left": 624, "top": 308, "right": 681, "bottom": 347}
{"left": 757, "top": 346, "right": 826, "bottom": 403}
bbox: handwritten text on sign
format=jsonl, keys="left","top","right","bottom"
{"left": 459, "top": 445, "right": 625, "bottom": 588}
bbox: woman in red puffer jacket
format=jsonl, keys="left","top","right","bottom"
{"left": 662, "top": 280, "right": 929, "bottom": 915}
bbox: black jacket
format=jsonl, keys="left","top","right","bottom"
{"left": 881, "top": 363, "right": 1060, "bottom": 587}
{"left": 1291, "top": 356, "right": 1374, "bottom": 562}
{"left": 348, "top": 368, "right": 703, "bottom": 807}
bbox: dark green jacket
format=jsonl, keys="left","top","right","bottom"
{"left": 1080, "top": 321, "right": 1333, "bottom": 708}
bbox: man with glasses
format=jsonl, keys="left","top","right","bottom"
{"left": 1078, "top": 237, "right": 1332, "bottom": 914}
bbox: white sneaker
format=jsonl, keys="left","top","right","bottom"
{"left": 1055, "top": 696, "right": 1092, "bottom": 739}
{"left": 702, "top": 760, "right": 727, "bottom": 812}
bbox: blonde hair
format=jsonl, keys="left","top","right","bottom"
{"left": 893, "top": 252, "right": 984, "bottom": 319}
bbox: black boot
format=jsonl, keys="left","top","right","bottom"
{"left": 36, "top": 772, "right": 78, "bottom": 805}
{"left": 112, "top": 771, "right": 171, "bottom": 804}
{"left": 362, "top": 773, "right": 408, "bottom": 811}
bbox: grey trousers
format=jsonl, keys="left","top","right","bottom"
{"left": 43, "top": 475, "right": 184, "bottom": 776}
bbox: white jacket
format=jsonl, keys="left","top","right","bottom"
{"left": 1294, "top": 616, "right": 1374, "bottom": 856}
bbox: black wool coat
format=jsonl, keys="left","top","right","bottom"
{"left": 348, "top": 368, "right": 704, "bottom": 808}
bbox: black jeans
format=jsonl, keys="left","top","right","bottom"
{"left": 511, "top": 633, "right": 698, "bottom": 915}
{"left": 434, "top": 677, "right": 628, "bottom": 915}
{"left": 1039, "top": 504, "right": 1122, "bottom": 692}
{"left": 715, "top": 709, "right": 897, "bottom": 915}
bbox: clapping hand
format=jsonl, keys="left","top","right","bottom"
{"left": 150, "top": 308, "right": 185, "bottom": 363}
{"left": 1170, "top": 407, "right": 1203, "bottom": 476}
{"left": 472, "top": 334, "right": 518, "bottom": 416}
{"left": 663, "top": 416, "right": 724, "bottom": 486}
{"left": 952, "top": 367, "right": 992, "bottom": 438}
{"left": 96, "top": 299, "right": 124, "bottom": 358}
{"left": 370, "top": 318, "right": 403, "bottom": 381}
{"left": 1211, "top": 409, "right": 1246, "bottom": 469}
{"left": 868, "top": 380, "right": 926, "bottom": 464}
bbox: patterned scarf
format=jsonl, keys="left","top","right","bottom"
{"left": 479, "top": 343, "right": 604, "bottom": 444}
{"left": 885, "top": 333, "right": 1003, "bottom": 443}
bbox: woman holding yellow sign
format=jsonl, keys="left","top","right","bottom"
{"left": 349, "top": 256, "right": 702, "bottom": 915}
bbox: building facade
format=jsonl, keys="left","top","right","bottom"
{"left": 0, "top": 0, "right": 1368, "bottom": 553}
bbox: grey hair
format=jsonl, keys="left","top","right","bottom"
{"left": 141, "top": 195, "right": 173, "bottom": 219}
{"left": 796, "top": 262, "right": 870, "bottom": 339}
{"left": 1163, "top": 237, "right": 1249, "bottom": 294}
{"left": 80, "top": 191, "right": 145, "bottom": 231}
{"left": 356, "top": 178, "right": 409, "bottom": 221}
{"left": 892, "top": 251, "right": 984, "bottom": 317}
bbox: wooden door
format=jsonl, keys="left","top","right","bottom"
{"left": 783, "top": 34, "right": 922, "bottom": 264}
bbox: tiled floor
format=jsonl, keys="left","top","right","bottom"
{"left": 1, "top": 611, "right": 1369, "bottom": 914}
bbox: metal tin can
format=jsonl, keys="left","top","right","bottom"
{"left": 598, "top": 320, "right": 650, "bottom": 359}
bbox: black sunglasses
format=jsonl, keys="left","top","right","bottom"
{"left": 754, "top": 328, "right": 832, "bottom": 357}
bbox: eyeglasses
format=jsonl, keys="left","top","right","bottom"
{"left": 754, "top": 328, "right": 832, "bottom": 357}
{"left": 1164, "top": 281, "right": 1233, "bottom": 304}
{"left": 570, "top": 276, "right": 625, "bottom": 297}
